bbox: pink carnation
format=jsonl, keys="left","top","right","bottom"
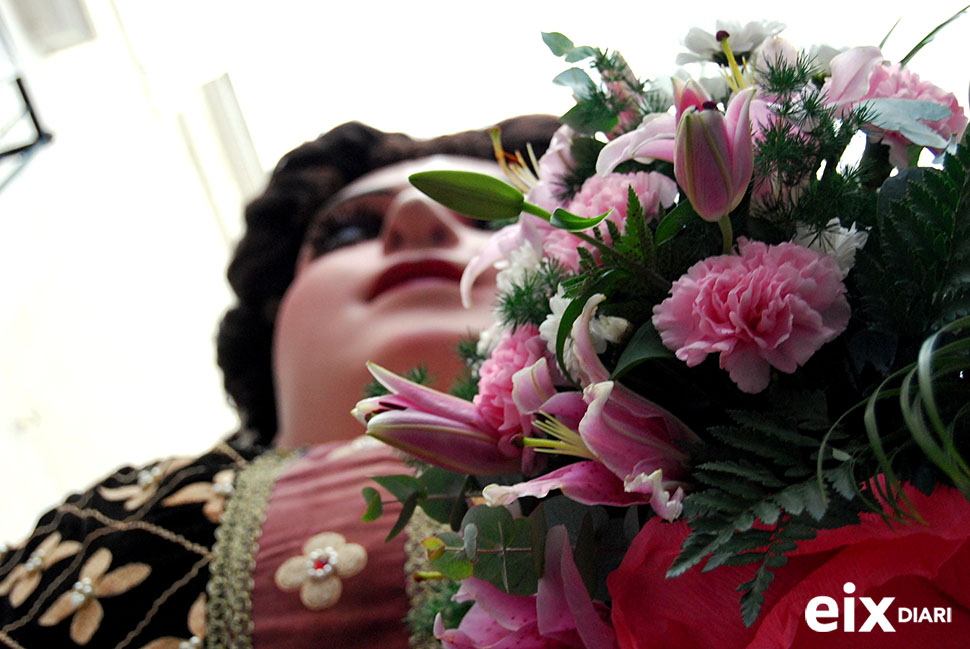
{"left": 535, "top": 171, "right": 678, "bottom": 272}
{"left": 567, "top": 171, "right": 677, "bottom": 225}
{"left": 823, "top": 46, "right": 968, "bottom": 168}
{"left": 652, "top": 239, "right": 850, "bottom": 393}
{"left": 474, "top": 324, "right": 550, "bottom": 435}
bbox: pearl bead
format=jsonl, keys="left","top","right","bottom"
{"left": 305, "top": 547, "right": 339, "bottom": 580}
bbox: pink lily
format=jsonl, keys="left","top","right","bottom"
{"left": 596, "top": 113, "right": 677, "bottom": 176}
{"left": 434, "top": 525, "right": 617, "bottom": 649}
{"left": 485, "top": 295, "right": 698, "bottom": 520}
{"left": 353, "top": 363, "right": 522, "bottom": 475}
{"left": 673, "top": 85, "right": 756, "bottom": 221}
{"left": 460, "top": 215, "right": 544, "bottom": 308}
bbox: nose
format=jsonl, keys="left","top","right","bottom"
{"left": 382, "top": 189, "right": 462, "bottom": 254}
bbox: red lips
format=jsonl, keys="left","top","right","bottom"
{"left": 367, "top": 259, "right": 464, "bottom": 300}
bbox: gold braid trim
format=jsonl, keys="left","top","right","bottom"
{"left": 404, "top": 508, "right": 452, "bottom": 649}
{"left": 206, "top": 450, "right": 296, "bottom": 649}
{"left": 0, "top": 629, "right": 26, "bottom": 649}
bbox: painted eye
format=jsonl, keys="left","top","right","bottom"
{"left": 305, "top": 200, "right": 386, "bottom": 258}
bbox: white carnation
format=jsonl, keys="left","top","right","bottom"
{"left": 495, "top": 242, "right": 542, "bottom": 295}
{"left": 792, "top": 218, "right": 869, "bottom": 277}
{"left": 539, "top": 286, "right": 630, "bottom": 380}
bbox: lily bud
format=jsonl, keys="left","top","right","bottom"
{"left": 673, "top": 87, "right": 756, "bottom": 221}
{"left": 352, "top": 363, "right": 522, "bottom": 475}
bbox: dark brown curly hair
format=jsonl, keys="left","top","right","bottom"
{"left": 216, "top": 116, "right": 561, "bottom": 445}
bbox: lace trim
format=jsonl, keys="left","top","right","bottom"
{"left": 404, "top": 509, "right": 451, "bottom": 649}
{"left": 206, "top": 450, "right": 296, "bottom": 649}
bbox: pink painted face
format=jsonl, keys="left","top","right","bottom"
{"left": 273, "top": 155, "right": 502, "bottom": 448}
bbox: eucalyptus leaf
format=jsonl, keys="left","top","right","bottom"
{"left": 541, "top": 32, "right": 597, "bottom": 62}
{"left": 565, "top": 46, "right": 598, "bottom": 63}
{"left": 858, "top": 98, "right": 952, "bottom": 148}
{"left": 385, "top": 491, "right": 420, "bottom": 542}
{"left": 463, "top": 505, "right": 538, "bottom": 595}
{"left": 427, "top": 532, "right": 475, "bottom": 580}
{"left": 417, "top": 467, "right": 469, "bottom": 525}
{"left": 541, "top": 31, "right": 575, "bottom": 56}
{"left": 553, "top": 68, "right": 596, "bottom": 100}
{"left": 463, "top": 524, "right": 479, "bottom": 560}
{"left": 612, "top": 320, "right": 674, "bottom": 379}
{"left": 371, "top": 474, "right": 427, "bottom": 503}
{"left": 361, "top": 486, "right": 383, "bottom": 522}
{"left": 410, "top": 171, "right": 524, "bottom": 220}
{"left": 549, "top": 206, "right": 613, "bottom": 232}
{"left": 560, "top": 101, "right": 619, "bottom": 136}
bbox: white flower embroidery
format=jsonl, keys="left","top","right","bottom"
{"left": 0, "top": 532, "right": 81, "bottom": 607}
{"left": 38, "top": 548, "right": 151, "bottom": 645}
{"left": 274, "top": 532, "right": 367, "bottom": 610}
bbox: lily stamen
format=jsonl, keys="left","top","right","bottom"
{"left": 717, "top": 31, "right": 747, "bottom": 91}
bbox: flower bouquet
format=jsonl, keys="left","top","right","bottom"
{"left": 354, "top": 14, "right": 970, "bottom": 648}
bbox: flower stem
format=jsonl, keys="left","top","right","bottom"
{"left": 521, "top": 201, "right": 551, "bottom": 219}
{"left": 570, "top": 230, "right": 672, "bottom": 293}
{"left": 718, "top": 215, "right": 734, "bottom": 254}
{"left": 413, "top": 571, "right": 448, "bottom": 582}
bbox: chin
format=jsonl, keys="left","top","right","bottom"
{"left": 368, "top": 330, "right": 477, "bottom": 388}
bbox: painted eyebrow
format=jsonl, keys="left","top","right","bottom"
{"left": 323, "top": 186, "right": 401, "bottom": 210}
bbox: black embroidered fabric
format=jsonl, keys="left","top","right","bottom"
{"left": 0, "top": 435, "right": 263, "bottom": 649}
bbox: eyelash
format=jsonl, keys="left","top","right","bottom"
{"left": 306, "top": 204, "right": 385, "bottom": 258}
{"left": 305, "top": 200, "right": 500, "bottom": 260}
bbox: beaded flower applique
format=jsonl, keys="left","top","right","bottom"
{"left": 273, "top": 532, "right": 367, "bottom": 610}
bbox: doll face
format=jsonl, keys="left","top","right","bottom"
{"left": 273, "top": 155, "right": 502, "bottom": 448}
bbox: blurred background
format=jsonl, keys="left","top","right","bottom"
{"left": 1, "top": 0, "right": 967, "bottom": 542}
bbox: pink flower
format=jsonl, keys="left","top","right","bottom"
{"left": 527, "top": 125, "right": 576, "bottom": 213}
{"left": 823, "top": 46, "right": 968, "bottom": 168}
{"left": 353, "top": 363, "right": 522, "bottom": 475}
{"left": 597, "top": 113, "right": 677, "bottom": 175}
{"left": 652, "top": 239, "right": 850, "bottom": 393}
{"left": 475, "top": 325, "right": 554, "bottom": 435}
{"left": 532, "top": 171, "right": 678, "bottom": 271}
{"left": 434, "top": 526, "right": 617, "bottom": 649}
{"left": 484, "top": 296, "right": 698, "bottom": 521}
{"left": 485, "top": 381, "right": 693, "bottom": 521}
{"left": 568, "top": 171, "right": 678, "bottom": 224}
{"left": 674, "top": 85, "right": 756, "bottom": 221}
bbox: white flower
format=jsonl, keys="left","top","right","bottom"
{"left": 476, "top": 322, "right": 503, "bottom": 359}
{"left": 495, "top": 241, "right": 543, "bottom": 295}
{"left": 539, "top": 286, "right": 630, "bottom": 380}
{"left": 792, "top": 218, "right": 869, "bottom": 277}
{"left": 677, "top": 20, "right": 786, "bottom": 65}
{"left": 806, "top": 44, "right": 843, "bottom": 76}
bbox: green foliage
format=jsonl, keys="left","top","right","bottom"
{"left": 496, "top": 259, "right": 570, "bottom": 329}
{"left": 898, "top": 4, "right": 970, "bottom": 66}
{"left": 542, "top": 32, "right": 670, "bottom": 137}
{"left": 750, "top": 53, "right": 875, "bottom": 239}
{"left": 424, "top": 505, "right": 538, "bottom": 595}
{"left": 863, "top": 317, "right": 970, "bottom": 504}
{"left": 450, "top": 335, "right": 485, "bottom": 402}
{"left": 671, "top": 389, "right": 868, "bottom": 625}
{"left": 362, "top": 467, "right": 472, "bottom": 540}
{"left": 855, "top": 130, "right": 970, "bottom": 341}
{"left": 405, "top": 579, "right": 472, "bottom": 647}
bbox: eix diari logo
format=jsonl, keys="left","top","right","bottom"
{"left": 805, "top": 582, "right": 952, "bottom": 632}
